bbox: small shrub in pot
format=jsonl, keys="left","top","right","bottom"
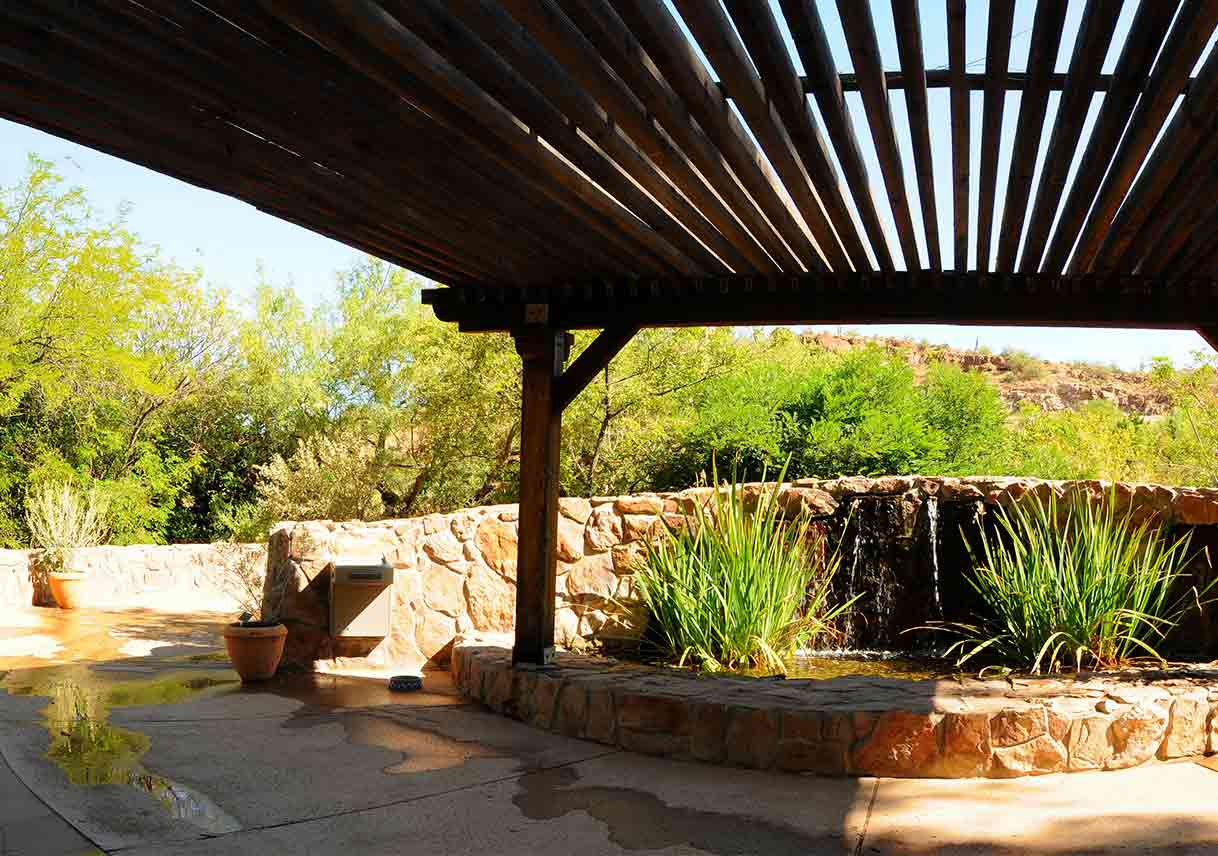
{"left": 25, "top": 482, "right": 109, "bottom": 609}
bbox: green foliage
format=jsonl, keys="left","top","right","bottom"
{"left": 1002, "top": 348, "right": 1046, "bottom": 380}
{"left": 933, "top": 490, "right": 1208, "bottom": 673}
{"left": 632, "top": 463, "right": 854, "bottom": 673}
{"left": 25, "top": 482, "right": 109, "bottom": 573}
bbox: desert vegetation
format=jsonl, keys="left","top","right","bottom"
{"left": 6, "top": 156, "right": 1218, "bottom": 549}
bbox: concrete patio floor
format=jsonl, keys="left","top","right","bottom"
{"left": 2, "top": 605, "right": 1218, "bottom": 855}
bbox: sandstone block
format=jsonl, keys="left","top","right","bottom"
{"left": 554, "top": 682, "right": 589, "bottom": 738}
{"left": 614, "top": 495, "right": 664, "bottom": 515}
{"left": 851, "top": 711, "right": 942, "bottom": 777}
{"left": 622, "top": 514, "right": 661, "bottom": 542}
{"left": 565, "top": 553, "right": 617, "bottom": 600}
{"left": 476, "top": 517, "right": 519, "bottom": 579}
{"left": 556, "top": 515, "right": 585, "bottom": 563}
{"left": 585, "top": 682, "right": 617, "bottom": 744}
{"left": 689, "top": 701, "right": 728, "bottom": 762}
{"left": 422, "top": 563, "right": 465, "bottom": 616}
{"left": 1108, "top": 702, "right": 1170, "bottom": 769}
{"left": 990, "top": 707, "right": 1047, "bottom": 747}
{"left": 585, "top": 507, "right": 624, "bottom": 553}
{"left": 559, "top": 497, "right": 592, "bottom": 524}
{"left": 1160, "top": 692, "right": 1209, "bottom": 759}
{"left": 465, "top": 562, "right": 515, "bottom": 633}
{"left": 422, "top": 528, "right": 464, "bottom": 565}
{"left": 617, "top": 692, "right": 689, "bottom": 735}
{"left": 1067, "top": 715, "right": 1113, "bottom": 771}
{"left": 611, "top": 542, "right": 648, "bottom": 575}
{"left": 415, "top": 611, "right": 455, "bottom": 662}
{"left": 724, "top": 707, "right": 779, "bottom": 769}
{"left": 777, "top": 487, "right": 838, "bottom": 518}
{"left": 932, "top": 713, "right": 991, "bottom": 778}
{"left": 991, "top": 733, "right": 1067, "bottom": 776}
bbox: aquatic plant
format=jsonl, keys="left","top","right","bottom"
{"left": 631, "top": 461, "right": 854, "bottom": 673}
{"left": 931, "top": 488, "right": 1211, "bottom": 673}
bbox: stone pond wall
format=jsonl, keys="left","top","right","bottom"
{"left": 269, "top": 476, "right": 1218, "bottom": 675}
{"left": 0, "top": 544, "right": 265, "bottom": 611}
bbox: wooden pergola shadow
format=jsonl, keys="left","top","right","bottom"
{"left": 4, "top": 1, "right": 1218, "bottom": 664}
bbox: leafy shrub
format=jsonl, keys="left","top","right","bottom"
{"left": 25, "top": 482, "right": 109, "bottom": 573}
{"left": 1002, "top": 349, "right": 1046, "bottom": 381}
{"left": 632, "top": 464, "right": 854, "bottom": 673}
{"left": 933, "top": 490, "right": 1209, "bottom": 673}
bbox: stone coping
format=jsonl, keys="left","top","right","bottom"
{"left": 452, "top": 644, "right": 1218, "bottom": 779}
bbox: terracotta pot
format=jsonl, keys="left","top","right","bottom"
{"left": 48, "top": 571, "right": 88, "bottom": 609}
{"left": 223, "top": 623, "right": 288, "bottom": 682}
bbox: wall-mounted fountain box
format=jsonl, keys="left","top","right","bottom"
{"left": 329, "top": 557, "right": 394, "bottom": 638}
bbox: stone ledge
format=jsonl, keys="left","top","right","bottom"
{"left": 451, "top": 644, "right": 1218, "bottom": 779}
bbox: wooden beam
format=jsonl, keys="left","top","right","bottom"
{"left": 554, "top": 326, "right": 638, "bottom": 412}
{"left": 946, "top": 0, "right": 970, "bottom": 271}
{"left": 557, "top": 0, "right": 802, "bottom": 271}
{"left": 995, "top": 0, "right": 1069, "bottom": 273}
{"left": 423, "top": 273, "right": 1218, "bottom": 332}
{"left": 1196, "top": 327, "right": 1218, "bottom": 355}
{"left": 1138, "top": 142, "right": 1218, "bottom": 275}
{"left": 1069, "top": 0, "right": 1218, "bottom": 274}
{"left": 976, "top": 0, "right": 1016, "bottom": 272}
{"left": 674, "top": 0, "right": 850, "bottom": 271}
{"left": 809, "top": 69, "right": 1200, "bottom": 95}
{"left": 720, "top": 0, "right": 871, "bottom": 271}
{"left": 836, "top": 0, "right": 922, "bottom": 270}
{"left": 609, "top": 0, "right": 825, "bottom": 271}
{"left": 512, "top": 327, "right": 568, "bottom": 666}
{"left": 1018, "top": 0, "right": 1122, "bottom": 273}
{"left": 780, "top": 0, "right": 894, "bottom": 271}
{"left": 891, "top": 0, "right": 942, "bottom": 272}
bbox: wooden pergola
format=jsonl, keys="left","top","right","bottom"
{"left": 4, "top": 1, "right": 1218, "bottom": 664}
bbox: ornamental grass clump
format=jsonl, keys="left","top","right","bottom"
{"left": 25, "top": 482, "right": 109, "bottom": 574}
{"left": 632, "top": 463, "right": 853, "bottom": 674}
{"left": 936, "top": 489, "right": 1211, "bottom": 674}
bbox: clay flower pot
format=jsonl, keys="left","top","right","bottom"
{"left": 48, "top": 571, "right": 88, "bottom": 609}
{"left": 223, "top": 623, "right": 288, "bottom": 682}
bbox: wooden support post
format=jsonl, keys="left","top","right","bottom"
{"left": 512, "top": 325, "right": 569, "bottom": 665}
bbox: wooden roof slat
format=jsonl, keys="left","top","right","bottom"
{"left": 1018, "top": 0, "right": 1122, "bottom": 273}
{"left": 946, "top": 0, "right": 969, "bottom": 271}
{"left": 1067, "top": 0, "right": 1218, "bottom": 274}
{"left": 378, "top": 0, "right": 728, "bottom": 275}
{"left": 1092, "top": 39, "right": 1218, "bottom": 272}
{"left": 1038, "top": 1, "right": 1181, "bottom": 275}
{"left": 491, "top": 0, "right": 777, "bottom": 273}
{"left": 995, "top": 0, "right": 1069, "bottom": 273}
{"left": 976, "top": 0, "right": 1016, "bottom": 272}
{"left": 672, "top": 0, "right": 853, "bottom": 271}
{"left": 188, "top": 0, "right": 659, "bottom": 280}
{"left": 1131, "top": 131, "right": 1218, "bottom": 274}
{"left": 430, "top": 0, "right": 757, "bottom": 275}
{"left": 834, "top": 0, "right": 923, "bottom": 270}
{"left": 266, "top": 0, "right": 697, "bottom": 277}
{"left": 721, "top": 0, "right": 873, "bottom": 270}
{"left": 609, "top": 0, "right": 826, "bottom": 271}
{"left": 779, "top": 0, "right": 895, "bottom": 271}
{"left": 136, "top": 0, "right": 644, "bottom": 280}
{"left": 891, "top": 0, "right": 942, "bottom": 272}
{"left": 555, "top": 0, "right": 803, "bottom": 271}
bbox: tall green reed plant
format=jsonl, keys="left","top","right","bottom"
{"left": 632, "top": 461, "right": 854, "bottom": 673}
{"left": 932, "top": 488, "right": 1211, "bottom": 673}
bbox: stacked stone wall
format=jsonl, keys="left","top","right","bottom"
{"left": 270, "top": 476, "right": 1218, "bottom": 675}
{"left": 0, "top": 543, "right": 264, "bottom": 611}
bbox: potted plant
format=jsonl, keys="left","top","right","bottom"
{"left": 220, "top": 549, "right": 287, "bottom": 681}
{"left": 25, "top": 482, "right": 110, "bottom": 610}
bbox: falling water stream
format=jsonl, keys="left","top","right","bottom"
{"left": 927, "top": 496, "right": 943, "bottom": 619}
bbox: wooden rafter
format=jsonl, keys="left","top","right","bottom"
{"left": 976, "top": 0, "right": 1016, "bottom": 272}
{"left": 994, "top": 0, "right": 1068, "bottom": 273}
{"left": 946, "top": 0, "right": 970, "bottom": 272}
{"left": 836, "top": 0, "right": 922, "bottom": 270}
{"left": 891, "top": 0, "right": 941, "bottom": 272}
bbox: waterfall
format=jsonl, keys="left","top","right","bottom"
{"left": 927, "top": 496, "right": 943, "bottom": 619}
{"left": 841, "top": 499, "right": 864, "bottom": 646}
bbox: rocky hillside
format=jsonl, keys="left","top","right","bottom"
{"left": 803, "top": 332, "right": 1171, "bottom": 416}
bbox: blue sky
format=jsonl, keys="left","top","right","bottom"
{"left": 1, "top": 1, "right": 1213, "bottom": 369}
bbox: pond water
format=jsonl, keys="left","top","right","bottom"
{"left": 743, "top": 650, "right": 959, "bottom": 681}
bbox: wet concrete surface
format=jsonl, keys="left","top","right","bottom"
{"left": 3, "top": 604, "right": 1218, "bottom": 855}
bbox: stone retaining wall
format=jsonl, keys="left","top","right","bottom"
{"left": 452, "top": 643, "right": 1218, "bottom": 779}
{"left": 270, "top": 476, "right": 1218, "bottom": 675}
{"left": 0, "top": 544, "right": 264, "bottom": 611}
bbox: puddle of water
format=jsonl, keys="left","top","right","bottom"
{"left": 340, "top": 709, "right": 506, "bottom": 774}
{"left": 2, "top": 664, "right": 241, "bottom": 834}
{"left": 769, "top": 652, "right": 957, "bottom": 681}
{"left": 514, "top": 765, "right": 832, "bottom": 854}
